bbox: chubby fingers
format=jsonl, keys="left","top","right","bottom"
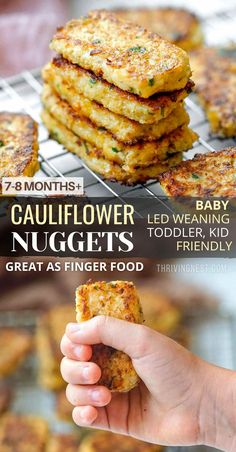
{"left": 65, "top": 316, "right": 152, "bottom": 359}
{"left": 61, "top": 357, "right": 101, "bottom": 385}
{"left": 66, "top": 383, "right": 111, "bottom": 407}
{"left": 61, "top": 334, "right": 92, "bottom": 361}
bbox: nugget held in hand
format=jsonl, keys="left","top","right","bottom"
{"left": 75, "top": 281, "right": 143, "bottom": 392}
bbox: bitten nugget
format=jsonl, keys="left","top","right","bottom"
{"left": 76, "top": 281, "right": 143, "bottom": 392}
{"left": 0, "top": 413, "right": 48, "bottom": 452}
{"left": 41, "top": 109, "right": 183, "bottom": 185}
{"left": 160, "top": 148, "right": 236, "bottom": 196}
{"left": 190, "top": 47, "right": 236, "bottom": 137}
{"left": 50, "top": 10, "right": 191, "bottom": 98}
{"left": 46, "top": 58, "right": 193, "bottom": 124}
{"left": 0, "top": 112, "right": 39, "bottom": 190}
{"left": 79, "top": 431, "right": 163, "bottom": 452}
{"left": 0, "top": 328, "right": 32, "bottom": 377}
{"left": 116, "top": 8, "right": 203, "bottom": 51}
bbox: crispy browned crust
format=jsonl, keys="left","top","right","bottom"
{"left": 79, "top": 431, "right": 164, "bottom": 452}
{"left": 0, "top": 413, "right": 48, "bottom": 451}
{"left": 52, "top": 55, "right": 194, "bottom": 119}
{"left": 41, "top": 83, "right": 196, "bottom": 168}
{"left": 50, "top": 10, "right": 191, "bottom": 98}
{"left": 0, "top": 328, "right": 32, "bottom": 377}
{"left": 76, "top": 281, "right": 143, "bottom": 392}
{"left": 116, "top": 7, "right": 203, "bottom": 51}
{"left": 0, "top": 112, "right": 39, "bottom": 189}
{"left": 41, "top": 108, "right": 185, "bottom": 185}
{"left": 160, "top": 147, "right": 236, "bottom": 196}
{"left": 190, "top": 47, "right": 236, "bottom": 137}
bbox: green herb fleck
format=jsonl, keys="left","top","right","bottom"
{"left": 109, "top": 85, "right": 113, "bottom": 91}
{"left": 89, "top": 78, "right": 97, "bottom": 85}
{"left": 129, "top": 87, "right": 135, "bottom": 93}
{"left": 112, "top": 147, "right": 120, "bottom": 153}
{"left": 192, "top": 173, "right": 200, "bottom": 179}
{"left": 84, "top": 142, "right": 90, "bottom": 155}
{"left": 98, "top": 127, "right": 106, "bottom": 132}
{"left": 94, "top": 285, "right": 99, "bottom": 290}
{"left": 160, "top": 107, "right": 165, "bottom": 117}
{"left": 128, "top": 46, "right": 146, "bottom": 53}
{"left": 110, "top": 283, "right": 116, "bottom": 288}
{"left": 0, "top": 140, "right": 4, "bottom": 147}
{"left": 148, "top": 78, "right": 155, "bottom": 86}
{"left": 92, "top": 39, "right": 101, "bottom": 44}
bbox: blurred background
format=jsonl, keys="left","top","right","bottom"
{"left": 1, "top": 0, "right": 236, "bottom": 76}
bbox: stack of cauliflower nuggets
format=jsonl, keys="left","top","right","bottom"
{"left": 76, "top": 281, "right": 143, "bottom": 392}
{"left": 42, "top": 9, "right": 197, "bottom": 185}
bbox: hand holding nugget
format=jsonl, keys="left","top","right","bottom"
{"left": 61, "top": 282, "right": 236, "bottom": 451}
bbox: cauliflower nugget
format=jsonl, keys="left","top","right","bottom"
{"left": 76, "top": 281, "right": 143, "bottom": 392}
{"left": 47, "top": 57, "right": 193, "bottom": 124}
{"left": 41, "top": 109, "right": 184, "bottom": 185}
{"left": 50, "top": 10, "right": 191, "bottom": 98}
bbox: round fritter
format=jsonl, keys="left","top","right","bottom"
{"left": 160, "top": 148, "right": 236, "bottom": 197}
{"left": 79, "top": 431, "right": 163, "bottom": 452}
{"left": 116, "top": 7, "right": 203, "bottom": 51}
{"left": 0, "top": 112, "right": 39, "bottom": 190}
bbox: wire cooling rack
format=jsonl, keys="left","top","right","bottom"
{"left": 0, "top": 7, "right": 236, "bottom": 203}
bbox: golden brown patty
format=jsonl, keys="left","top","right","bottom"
{"left": 190, "top": 47, "right": 236, "bottom": 137}
{"left": 42, "top": 109, "right": 183, "bottom": 185}
{"left": 50, "top": 10, "right": 191, "bottom": 98}
{"left": 160, "top": 148, "right": 236, "bottom": 196}
{"left": 0, "top": 328, "right": 32, "bottom": 377}
{"left": 48, "top": 57, "right": 193, "bottom": 124}
{"left": 116, "top": 7, "right": 203, "bottom": 51}
{"left": 36, "top": 304, "right": 74, "bottom": 390}
{"left": 41, "top": 86, "right": 197, "bottom": 169}
{"left": 42, "top": 67, "right": 189, "bottom": 144}
{"left": 47, "top": 434, "right": 79, "bottom": 452}
{"left": 0, "top": 112, "right": 39, "bottom": 189}
{"left": 79, "top": 431, "right": 163, "bottom": 452}
{"left": 76, "top": 281, "right": 143, "bottom": 392}
{"left": 0, "top": 413, "right": 48, "bottom": 452}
